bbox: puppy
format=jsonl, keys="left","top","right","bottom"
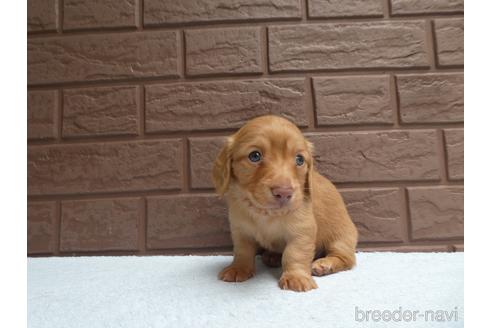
{"left": 213, "top": 115, "right": 358, "bottom": 292}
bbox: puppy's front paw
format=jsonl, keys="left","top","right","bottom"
{"left": 279, "top": 272, "right": 318, "bottom": 292}
{"left": 219, "top": 265, "right": 255, "bottom": 282}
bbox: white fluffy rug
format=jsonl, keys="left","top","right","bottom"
{"left": 28, "top": 253, "right": 463, "bottom": 328}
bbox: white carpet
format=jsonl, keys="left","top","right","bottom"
{"left": 28, "top": 253, "right": 463, "bottom": 328}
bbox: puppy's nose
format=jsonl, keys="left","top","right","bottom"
{"left": 271, "top": 186, "right": 294, "bottom": 205}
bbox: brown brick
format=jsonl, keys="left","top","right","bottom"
{"left": 189, "top": 137, "right": 226, "bottom": 189}
{"left": 28, "top": 0, "right": 57, "bottom": 32}
{"left": 358, "top": 245, "right": 451, "bottom": 252}
{"left": 391, "top": 0, "right": 463, "bottom": 15}
{"left": 147, "top": 195, "right": 231, "bottom": 249}
{"left": 434, "top": 19, "right": 464, "bottom": 67}
{"left": 313, "top": 76, "right": 392, "bottom": 126}
{"left": 63, "top": 0, "right": 137, "bottom": 30}
{"left": 28, "top": 201, "right": 56, "bottom": 254}
{"left": 185, "top": 27, "right": 262, "bottom": 76}
{"left": 28, "top": 140, "right": 182, "bottom": 195}
{"left": 27, "top": 90, "right": 57, "bottom": 140}
{"left": 397, "top": 74, "right": 463, "bottom": 123}
{"left": 444, "top": 129, "right": 464, "bottom": 180}
{"left": 144, "top": 0, "right": 301, "bottom": 26}
{"left": 269, "top": 21, "right": 428, "bottom": 72}
{"left": 408, "top": 186, "right": 464, "bottom": 240}
{"left": 341, "top": 188, "right": 403, "bottom": 242}
{"left": 145, "top": 79, "right": 307, "bottom": 133}
{"left": 60, "top": 198, "right": 139, "bottom": 252}
{"left": 63, "top": 86, "right": 138, "bottom": 138}
{"left": 308, "top": 0, "right": 383, "bottom": 18}
{"left": 28, "top": 31, "right": 178, "bottom": 85}
{"left": 308, "top": 130, "right": 440, "bottom": 183}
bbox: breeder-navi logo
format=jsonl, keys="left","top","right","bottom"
{"left": 355, "top": 306, "right": 459, "bottom": 323}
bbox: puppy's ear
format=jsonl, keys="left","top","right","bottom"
{"left": 304, "top": 141, "right": 315, "bottom": 198}
{"left": 212, "top": 137, "right": 234, "bottom": 196}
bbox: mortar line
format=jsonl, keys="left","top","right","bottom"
{"left": 403, "top": 188, "right": 414, "bottom": 242}
{"left": 136, "top": 0, "right": 143, "bottom": 30}
{"left": 26, "top": 179, "right": 464, "bottom": 202}
{"left": 27, "top": 122, "right": 464, "bottom": 147}
{"left": 425, "top": 19, "right": 438, "bottom": 69}
{"left": 178, "top": 30, "right": 186, "bottom": 79}
{"left": 301, "top": 0, "right": 308, "bottom": 20}
{"left": 30, "top": 246, "right": 235, "bottom": 257}
{"left": 260, "top": 26, "right": 269, "bottom": 75}
{"left": 306, "top": 77, "right": 317, "bottom": 130}
{"left": 358, "top": 239, "right": 463, "bottom": 248}
{"left": 383, "top": 0, "right": 391, "bottom": 18}
{"left": 441, "top": 130, "right": 453, "bottom": 180}
{"left": 57, "top": 89, "right": 63, "bottom": 140}
{"left": 429, "top": 19, "right": 442, "bottom": 68}
{"left": 182, "top": 138, "right": 191, "bottom": 192}
{"left": 138, "top": 197, "right": 147, "bottom": 254}
{"left": 57, "top": 0, "right": 63, "bottom": 33}
{"left": 28, "top": 13, "right": 465, "bottom": 39}
{"left": 390, "top": 74, "right": 401, "bottom": 127}
{"left": 399, "top": 187, "right": 410, "bottom": 243}
{"left": 26, "top": 67, "right": 464, "bottom": 91}
{"left": 28, "top": 238, "right": 465, "bottom": 257}
{"left": 54, "top": 200, "right": 62, "bottom": 255}
{"left": 436, "top": 128, "right": 450, "bottom": 183}
{"left": 137, "top": 84, "right": 145, "bottom": 137}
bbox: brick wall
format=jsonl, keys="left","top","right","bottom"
{"left": 27, "top": 0, "right": 464, "bottom": 256}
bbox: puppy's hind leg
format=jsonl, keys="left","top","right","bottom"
{"left": 261, "top": 250, "right": 282, "bottom": 268}
{"left": 311, "top": 241, "right": 356, "bottom": 276}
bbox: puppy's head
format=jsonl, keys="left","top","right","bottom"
{"left": 213, "top": 115, "right": 314, "bottom": 215}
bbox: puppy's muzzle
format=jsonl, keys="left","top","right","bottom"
{"left": 271, "top": 186, "right": 294, "bottom": 206}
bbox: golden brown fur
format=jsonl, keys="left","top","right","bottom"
{"left": 213, "top": 115, "right": 358, "bottom": 292}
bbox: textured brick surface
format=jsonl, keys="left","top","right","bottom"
{"left": 342, "top": 188, "right": 403, "bottom": 242}
{"left": 391, "top": 0, "right": 463, "bottom": 15}
{"left": 146, "top": 79, "right": 307, "bottom": 133}
{"left": 189, "top": 137, "right": 226, "bottom": 189}
{"left": 147, "top": 195, "right": 230, "bottom": 249}
{"left": 63, "top": 86, "right": 138, "bottom": 138}
{"left": 28, "top": 31, "right": 178, "bottom": 85}
{"left": 313, "top": 76, "right": 392, "bottom": 126}
{"left": 434, "top": 19, "right": 464, "bottom": 67}
{"left": 60, "top": 198, "right": 139, "bottom": 251}
{"left": 63, "top": 0, "right": 136, "bottom": 30}
{"left": 27, "top": 1, "right": 463, "bottom": 256}
{"left": 28, "top": 140, "right": 182, "bottom": 195}
{"left": 269, "top": 21, "right": 428, "bottom": 72}
{"left": 28, "top": 202, "right": 56, "bottom": 254}
{"left": 308, "top": 0, "right": 383, "bottom": 18}
{"left": 397, "top": 74, "right": 463, "bottom": 123}
{"left": 186, "top": 27, "right": 262, "bottom": 76}
{"left": 144, "top": 0, "right": 301, "bottom": 26}
{"left": 28, "top": 0, "right": 57, "bottom": 32}
{"left": 444, "top": 129, "right": 464, "bottom": 180}
{"left": 408, "top": 187, "right": 464, "bottom": 240}
{"left": 27, "top": 90, "right": 57, "bottom": 140}
{"left": 309, "top": 131, "right": 439, "bottom": 183}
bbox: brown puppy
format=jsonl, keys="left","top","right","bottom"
{"left": 213, "top": 115, "right": 358, "bottom": 292}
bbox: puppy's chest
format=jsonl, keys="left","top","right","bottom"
{"left": 245, "top": 217, "right": 286, "bottom": 253}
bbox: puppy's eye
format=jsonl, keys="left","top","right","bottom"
{"left": 295, "top": 154, "right": 305, "bottom": 166}
{"left": 248, "top": 151, "right": 262, "bottom": 163}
